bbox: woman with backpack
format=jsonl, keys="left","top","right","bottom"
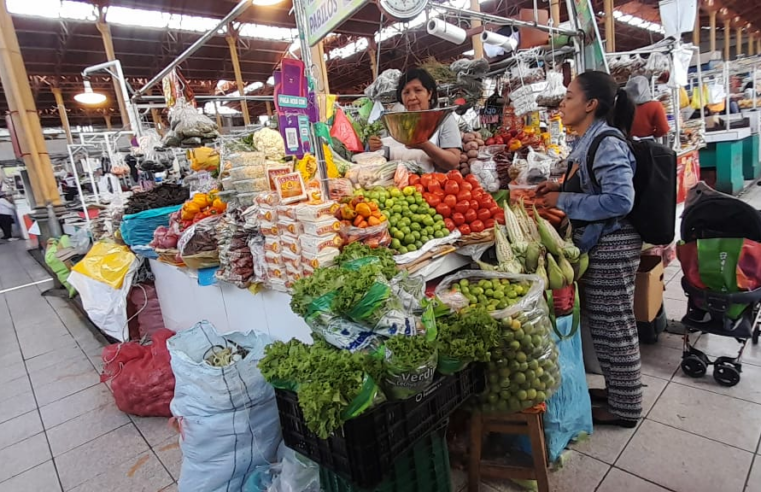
{"left": 536, "top": 71, "right": 642, "bottom": 428}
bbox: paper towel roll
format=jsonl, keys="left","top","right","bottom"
{"left": 481, "top": 30, "right": 518, "bottom": 51}
{"left": 427, "top": 18, "right": 467, "bottom": 45}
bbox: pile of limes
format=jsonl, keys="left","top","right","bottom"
{"left": 451, "top": 278, "right": 530, "bottom": 311}
{"left": 360, "top": 186, "right": 450, "bottom": 254}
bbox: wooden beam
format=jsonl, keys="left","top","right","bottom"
{"left": 310, "top": 41, "right": 330, "bottom": 95}
{"left": 709, "top": 10, "right": 717, "bottom": 53}
{"left": 368, "top": 47, "right": 379, "bottom": 79}
{"left": 104, "top": 114, "right": 112, "bottom": 130}
{"left": 96, "top": 10, "right": 129, "bottom": 131}
{"left": 725, "top": 19, "right": 731, "bottom": 60}
{"left": 604, "top": 0, "right": 615, "bottom": 52}
{"left": 737, "top": 27, "right": 743, "bottom": 57}
{"left": 470, "top": 0, "right": 484, "bottom": 59}
{"left": 50, "top": 86, "right": 72, "bottom": 144}
{"left": 693, "top": 8, "right": 700, "bottom": 46}
{"left": 225, "top": 31, "right": 250, "bottom": 126}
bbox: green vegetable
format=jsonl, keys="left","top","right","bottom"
{"left": 382, "top": 334, "right": 438, "bottom": 400}
{"left": 335, "top": 242, "right": 398, "bottom": 280}
{"left": 359, "top": 121, "right": 385, "bottom": 144}
{"left": 436, "top": 306, "right": 500, "bottom": 363}
{"left": 290, "top": 267, "right": 345, "bottom": 317}
{"left": 385, "top": 335, "right": 436, "bottom": 369}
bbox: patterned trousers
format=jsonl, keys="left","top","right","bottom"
{"left": 579, "top": 223, "right": 644, "bottom": 421}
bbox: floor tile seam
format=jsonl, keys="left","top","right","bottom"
{"left": 667, "top": 379, "right": 761, "bottom": 406}
{"left": 42, "top": 399, "right": 120, "bottom": 433}
{"left": 631, "top": 417, "right": 759, "bottom": 456}
{"left": 608, "top": 466, "right": 680, "bottom": 492}
{"left": 24, "top": 349, "right": 92, "bottom": 378}
{"left": 42, "top": 296, "right": 105, "bottom": 376}
{"left": 54, "top": 432, "right": 156, "bottom": 491}
{"left": 0, "top": 425, "right": 44, "bottom": 453}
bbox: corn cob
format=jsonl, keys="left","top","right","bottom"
{"left": 535, "top": 255, "right": 549, "bottom": 290}
{"left": 518, "top": 198, "right": 541, "bottom": 241}
{"left": 494, "top": 224, "right": 514, "bottom": 265}
{"left": 576, "top": 252, "right": 589, "bottom": 280}
{"left": 524, "top": 242, "right": 542, "bottom": 273}
{"left": 477, "top": 259, "right": 522, "bottom": 274}
{"left": 546, "top": 254, "right": 566, "bottom": 290}
{"left": 558, "top": 255, "right": 575, "bottom": 285}
{"left": 502, "top": 201, "right": 528, "bottom": 255}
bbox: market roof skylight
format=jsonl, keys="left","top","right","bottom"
{"left": 612, "top": 10, "right": 665, "bottom": 34}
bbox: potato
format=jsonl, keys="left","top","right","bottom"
{"left": 460, "top": 153, "right": 468, "bottom": 163}
{"left": 466, "top": 149, "right": 479, "bottom": 159}
{"left": 464, "top": 141, "right": 479, "bottom": 152}
{"left": 462, "top": 133, "right": 476, "bottom": 143}
{"left": 476, "top": 139, "right": 485, "bottom": 147}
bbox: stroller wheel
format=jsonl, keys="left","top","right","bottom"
{"left": 681, "top": 354, "right": 708, "bottom": 378}
{"left": 713, "top": 362, "right": 741, "bottom": 387}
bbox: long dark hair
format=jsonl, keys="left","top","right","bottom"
{"left": 576, "top": 71, "right": 635, "bottom": 136}
{"left": 396, "top": 68, "right": 439, "bottom": 107}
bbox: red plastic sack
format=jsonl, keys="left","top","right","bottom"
{"left": 330, "top": 108, "right": 364, "bottom": 153}
{"left": 101, "top": 328, "right": 176, "bottom": 417}
{"left": 127, "top": 282, "right": 166, "bottom": 340}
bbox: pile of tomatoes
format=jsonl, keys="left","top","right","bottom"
{"left": 410, "top": 170, "right": 505, "bottom": 236}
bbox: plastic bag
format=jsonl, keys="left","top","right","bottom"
{"left": 330, "top": 108, "right": 364, "bottom": 153}
{"left": 436, "top": 271, "right": 560, "bottom": 412}
{"left": 470, "top": 159, "right": 500, "bottom": 193}
{"left": 44, "top": 237, "right": 76, "bottom": 297}
{"left": 364, "top": 69, "right": 401, "bottom": 101}
{"left": 120, "top": 205, "right": 182, "bottom": 247}
{"left": 70, "top": 227, "right": 91, "bottom": 255}
{"left": 345, "top": 159, "right": 397, "bottom": 189}
{"left": 72, "top": 241, "right": 136, "bottom": 290}
{"left": 536, "top": 71, "right": 566, "bottom": 108}
{"left": 101, "top": 328, "right": 175, "bottom": 417}
{"left": 170, "top": 99, "right": 219, "bottom": 141}
{"left": 168, "top": 321, "right": 282, "bottom": 492}
{"left": 338, "top": 221, "right": 392, "bottom": 249}
{"left": 178, "top": 215, "right": 221, "bottom": 257}
{"left": 126, "top": 283, "right": 166, "bottom": 340}
{"left": 518, "top": 148, "right": 552, "bottom": 186}
{"left": 267, "top": 447, "right": 319, "bottom": 492}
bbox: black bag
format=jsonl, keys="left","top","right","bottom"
{"left": 586, "top": 131, "right": 677, "bottom": 245}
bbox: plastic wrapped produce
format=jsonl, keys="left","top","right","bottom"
{"left": 215, "top": 211, "right": 255, "bottom": 288}
{"left": 435, "top": 271, "right": 561, "bottom": 412}
{"left": 167, "top": 99, "right": 219, "bottom": 146}
{"left": 536, "top": 71, "right": 566, "bottom": 108}
{"left": 470, "top": 158, "right": 501, "bottom": 193}
{"left": 178, "top": 215, "right": 222, "bottom": 269}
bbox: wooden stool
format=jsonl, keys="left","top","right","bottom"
{"left": 468, "top": 408, "right": 550, "bottom": 492}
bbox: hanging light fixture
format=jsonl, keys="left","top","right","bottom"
{"left": 74, "top": 80, "right": 107, "bottom": 105}
{"left": 252, "top": 0, "right": 284, "bottom": 6}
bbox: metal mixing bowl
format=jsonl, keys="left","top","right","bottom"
{"left": 380, "top": 108, "right": 455, "bottom": 146}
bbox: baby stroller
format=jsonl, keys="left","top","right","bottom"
{"left": 677, "top": 183, "right": 761, "bottom": 387}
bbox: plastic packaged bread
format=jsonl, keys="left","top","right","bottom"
{"left": 295, "top": 201, "right": 340, "bottom": 222}
{"left": 302, "top": 218, "right": 341, "bottom": 237}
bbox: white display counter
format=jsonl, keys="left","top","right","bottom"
{"left": 150, "top": 252, "right": 472, "bottom": 343}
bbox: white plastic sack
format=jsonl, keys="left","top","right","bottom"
{"left": 168, "top": 321, "right": 282, "bottom": 492}
{"left": 66, "top": 258, "right": 139, "bottom": 342}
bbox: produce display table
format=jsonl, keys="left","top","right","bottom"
{"left": 700, "top": 127, "right": 751, "bottom": 195}
{"left": 149, "top": 252, "right": 471, "bottom": 340}
{"left": 742, "top": 109, "right": 761, "bottom": 180}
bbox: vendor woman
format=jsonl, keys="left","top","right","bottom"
{"left": 537, "top": 71, "right": 643, "bottom": 429}
{"left": 368, "top": 68, "right": 461, "bottom": 173}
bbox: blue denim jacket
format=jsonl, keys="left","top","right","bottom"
{"left": 556, "top": 119, "right": 636, "bottom": 252}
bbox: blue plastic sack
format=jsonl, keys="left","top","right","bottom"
{"left": 544, "top": 314, "right": 593, "bottom": 462}
{"left": 120, "top": 205, "right": 181, "bottom": 246}
{"left": 168, "top": 321, "right": 282, "bottom": 492}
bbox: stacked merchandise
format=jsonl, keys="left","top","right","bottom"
{"left": 215, "top": 210, "right": 255, "bottom": 288}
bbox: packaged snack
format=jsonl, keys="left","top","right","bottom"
{"left": 285, "top": 262, "right": 303, "bottom": 277}
{"left": 267, "top": 165, "right": 293, "bottom": 191}
{"left": 274, "top": 172, "right": 308, "bottom": 205}
{"left": 302, "top": 218, "right": 341, "bottom": 237}
{"left": 275, "top": 204, "right": 300, "bottom": 221}
{"left": 280, "top": 235, "right": 302, "bottom": 255}
{"left": 237, "top": 192, "right": 256, "bottom": 208}
{"left": 260, "top": 222, "right": 280, "bottom": 237}
{"left": 278, "top": 218, "right": 304, "bottom": 239}
{"left": 266, "top": 265, "right": 285, "bottom": 281}
{"left": 280, "top": 248, "right": 302, "bottom": 269}
{"left": 301, "top": 247, "right": 341, "bottom": 269}
{"left": 233, "top": 178, "right": 269, "bottom": 193}
{"left": 228, "top": 151, "right": 265, "bottom": 168}
{"left": 264, "top": 237, "right": 281, "bottom": 254}
{"left": 299, "top": 234, "right": 342, "bottom": 255}
{"left": 264, "top": 250, "right": 282, "bottom": 265}
{"left": 295, "top": 201, "right": 340, "bottom": 222}
{"left": 268, "top": 279, "right": 288, "bottom": 292}
{"left": 230, "top": 165, "right": 266, "bottom": 181}
{"left": 255, "top": 192, "right": 280, "bottom": 207}
{"left": 258, "top": 207, "right": 278, "bottom": 223}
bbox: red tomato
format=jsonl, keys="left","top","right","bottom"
{"left": 444, "top": 218, "right": 456, "bottom": 231}
{"left": 465, "top": 174, "right": 480, "bottom": 186}
{"left": 432, "top": 188, "right": 446, "bottom": 198}
{"left": 446, "top": 170, "right": 464, "bottom": 183}
{"left": 484, "top": 219, "right": 496, "bottom": 228}
{"left": 464, "top": 209, "right": 477, "bottom": 223}
{"left": 460, "top": 181, "right": 473, "bottom": 192}
{"left": 495, "top": 136, "right": 505, "bottom": 145}
{"left": 454, "top": 201, "right": 470, "bottom": 214}
{"left": 433, "top": 173, "right": 448, "bottom": 184}
{"left": 493, "top": 211, "right": 505, "bottom": 225}
{"left": 427, "top": 194, "right": 441, "bottom": 207}
{"left": 428, "top": 179, "right": 442, "bottom": 192}
{"left": 443, "top": 194, "right": 457, "bottom": 208}
{"left": 456, "top": 190, "right": 472, "bottom": 202}
{"left": 458, "top": 224, "right": 472, "bottom": 235}
{"left": 444, "top": 181, "right": 460, "bottom": 195}
{"left": 414, "top": 184, "right": 424, "bottom": 194}
{"left": 420, "top": 174, "right": 433, "bottom": 189}
{"left": 478, "top": 195, "right": 492, "bottom": 209}
{"left": 452, "top": 212, "right": 466, "bottom": 226}
{"left": 477, "top": 208, "right": 492, "bottom": 221}
{"left": 409, "top": 174, "right": 421, "bottom": 186}
{"left": 489, "top": 205, "right": 501, "bottom": 218}
{"left": 470, "top": 220, "right": 485, "bottom": 233}
{"left": 471, "top": 189, "right": 484, "bottom": 201}
{"left": 435, "top": 203, "right": 452, "bottom": 218}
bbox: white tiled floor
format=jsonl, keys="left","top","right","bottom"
{"left": 2, "top": 182, "right": 761, "bottom": 491}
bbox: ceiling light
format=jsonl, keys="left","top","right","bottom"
{"left": 74, "top": 80, "right": 107, "bottom": 105}
{"left": 252, "top": 0, "right": 284, "bottom": 5}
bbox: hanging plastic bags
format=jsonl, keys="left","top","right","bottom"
{"left": 330, "top": 107, "right": 364, "bottom": 153}
{"left": 101, "top": 328, "right": 176, "bottom": 417}
{"left": 168, "top": 321, "right": 282, "bottom": 492}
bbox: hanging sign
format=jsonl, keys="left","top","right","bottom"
{"left": 570, "top": 0, "right": 608, "bottom": 73}
{"left": 274, "top": 59, "right": 313, "bottom": 157}
{"left": 306, "top": 0, "right": 370, "bottom": 46}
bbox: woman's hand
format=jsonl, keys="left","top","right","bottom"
{"left": 536, "top": 181, "right": 561, "bottom": 195}
{"left": 368, "top": 136, "right": 384, "bottom": 152}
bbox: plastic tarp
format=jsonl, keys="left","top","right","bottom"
{"left": 120, "top": 205, "right": 181, "bottom": 246}
{"left": 67, "top": 251, "right": 140, "bottom": 342}
{"left": 72, "top": 241, "right": 136, "bottom": 289}
{"left": 168, "top": 321, "right": 282, "bottom": 492}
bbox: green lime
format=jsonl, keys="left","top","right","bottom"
{"left": 407, "top": 244, "right": 418, "bottom": 252}
{"left": 415, "top": 240, "right": 423, "bottom": 249}
{"left": 434, "top": 230, "right": 445, "bottom": 239}
{"left": 393, "top": 230, "right": 404, "bottom": 240}
{"left": 516, "top": 352, "right": 527, "bottom": 363}
{"left": 513, "top": 373, "right": 526, "bottom": 384}
{"left": 516, "top": 390, "right": 528, "bottom": 401}
{"left": 391, "top": 238, "right": 401, "bottom": 249}
{"left": 398, "top": 246, "right": 408, "bottom": 254}
{"left": 404, "top": 234, "right": 415, "bottom": 244}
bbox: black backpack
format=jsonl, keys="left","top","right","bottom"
{"left": 586, "top": 130, "right": 677, "bottom": 245}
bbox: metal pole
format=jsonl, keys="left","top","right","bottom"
{"left": 434, "top": 5, "right": 578, "bottom": 37}
{"left": 67, "top": 145, "right": 91, "bottom": 230}
{"left": 82, "top": 60, "right": 141, "bottom": 136}
{"left": 133, "top": 0, "right": 253, "bottom": 99}
{"left": 292, "top": 0, "right": 329, "bottom": 199}
{"left": 696, "top": 47, "right": 706, "bottom": 143}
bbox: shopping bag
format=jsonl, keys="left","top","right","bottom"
{"left": 330, "top": 107, "right": 364, "bottom": 153}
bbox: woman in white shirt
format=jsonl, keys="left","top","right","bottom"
{"left": 0, "top": 193, "right": 17, "bottom": 241}
{"left": 368, "top": 68, "right": 462, "bottom": 173}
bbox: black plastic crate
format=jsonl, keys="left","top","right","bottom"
{"left": 319, "top": 424, "right": 451, "bottom": 492}
{"left": 275, "top": 363, "right": 484, "bottom": 488}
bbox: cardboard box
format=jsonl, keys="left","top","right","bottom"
{"left": 634, "top": 255, "right": 665, "bottom": 323}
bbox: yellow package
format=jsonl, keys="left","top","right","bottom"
{"left": 72, "top": 241, "right": 136, "bottom": 289}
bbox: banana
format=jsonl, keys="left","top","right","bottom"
{"left": 577, "top": 253, "right": 590, "bottom": 280}
{"left": 546, "top": 254, "right": 565, "bottom": 290}
{"left": 558, "top": 255, "right": 575, "bottom": 286}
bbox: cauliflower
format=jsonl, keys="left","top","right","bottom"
{"left": 252, "top": 128, "right": 285, "bottom": 160}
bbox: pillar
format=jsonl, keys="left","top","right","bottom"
{"left": 309, "top": 41, "right": 330, "bottom": 94}
{"left": 96, "top": 10, "right": 129, "bottom": 130}
{"left": 213, "top": 101, "right": 223, "bottom": 130}
{"left": 693, "top": 12, "right": 700, "bottom": 46}
{"left": 604, "top": 0, "right": 615, "bottom": 52}
{"left": 0, "top": 1, "right": 61, "bottom": 207}
{"left": 709, "top": 11, "right": 717, "bottom": 53}
{"left": 104, "top": 114, "right": 112, "bottom": 130}
{"left": 225, "top": 32, "right": 251, "bottom": 126}
{"left": 750, "top": 33, "right": 756, "bottom": 56}
{"left": 265, "top": 101, "right": 273, "bottom": 117}
{"left": 51, "top": 86, "right": 72, "bottom": 144}
{"left": 368, "top": 47, "right": 379, "bottom": 79}
{"left": 725, "top": 19, "right": 731, "bottom": 60}
{"left": 470, "top": 0, "right": 484, "bottom": 59}
{"left": 550, "top": 0, "right": 561, "bottom": 28}
{"left": 737, "top": 28, "right": 743, "bottom": 57}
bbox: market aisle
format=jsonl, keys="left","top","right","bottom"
{"left": 0, "top": 241, "right": 178, "bottom": 492}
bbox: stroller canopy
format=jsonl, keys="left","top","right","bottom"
{"left": 681, "top": 182, "right": 761, "bottom": 243}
